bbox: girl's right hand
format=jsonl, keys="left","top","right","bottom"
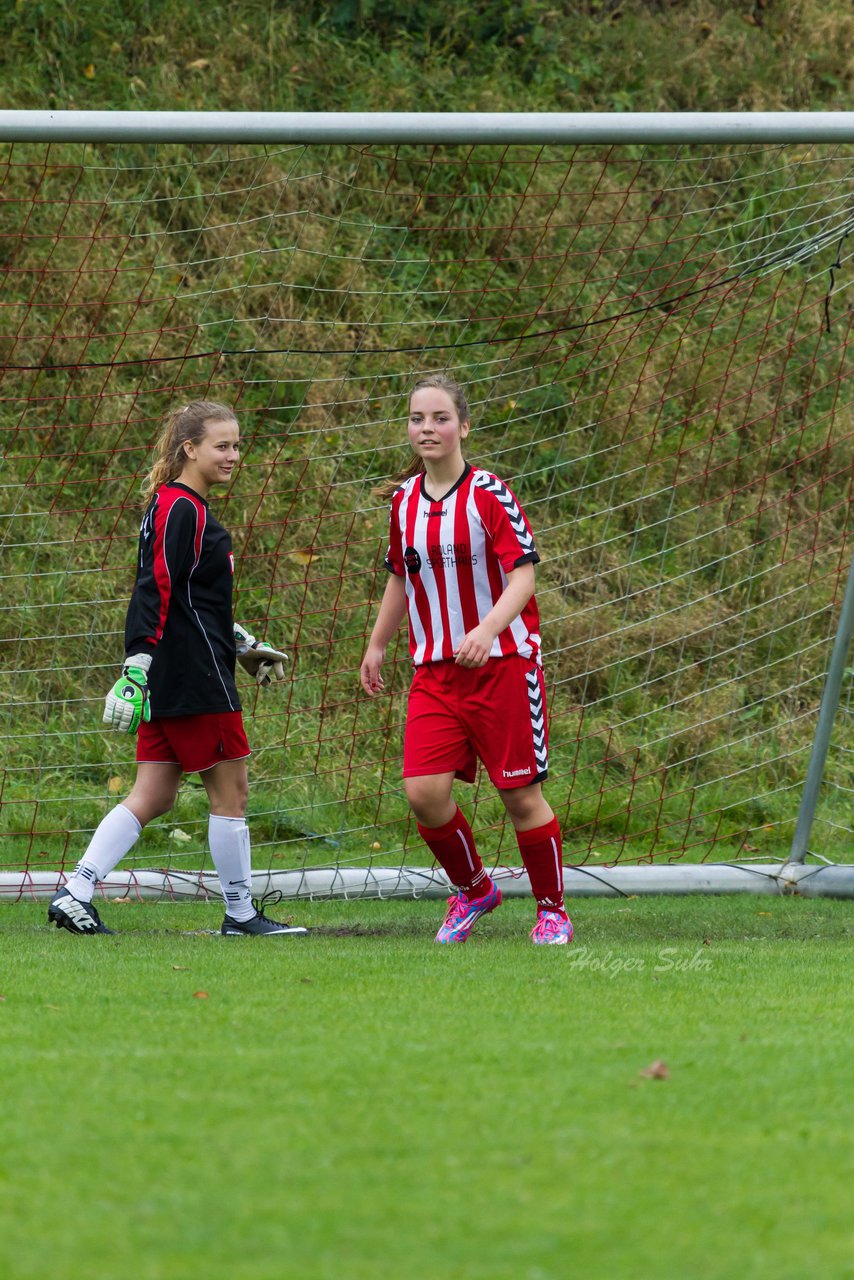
{"left": 360, "top": 646, "right": 386, "bottom": 696}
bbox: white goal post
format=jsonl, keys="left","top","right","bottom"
{"left": 2, "top": 110, "right": 854, "bottom": 902}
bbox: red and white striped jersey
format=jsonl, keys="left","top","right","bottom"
{"left": 385, "top": 464, "right": 542, "bottom": 666}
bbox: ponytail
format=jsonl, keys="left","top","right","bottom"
{"left": 373, "top": 453, "right": 425, "bottom": 503}
{"left": 141, "top": 400, "right": 237, "bottom": 506}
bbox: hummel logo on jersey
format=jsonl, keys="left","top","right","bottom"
{"left": 503, "top": 766, "right": 532, "bottom": 778}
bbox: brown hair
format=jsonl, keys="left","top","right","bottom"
{"left": 141, "top": 400, "right": 238, "bottom": 505}
{"left": 374, "top": 374, "right": 471, "bottom": 501}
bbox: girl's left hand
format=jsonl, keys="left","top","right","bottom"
{"left": 360, "top": 645, "right": 387, "bottom": 695}
{"left": 454, "top": 625, "right": 494, "bottom": 669}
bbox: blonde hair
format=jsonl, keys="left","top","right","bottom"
{"left": 374, "top": 374, "right": 471, "bottom": 501}
{"left": 142, "top": 400, "right": 237, "bottom": 505}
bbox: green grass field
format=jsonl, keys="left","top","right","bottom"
{"left": 2, "top": 894, "right": 853, "bottom": 1280}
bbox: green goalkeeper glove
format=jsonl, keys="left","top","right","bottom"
{"left": 233, "top": 623, "right": 289, "bottom": 687}
{"left": 103, "top": 653, "right": 153, "bottom": 734}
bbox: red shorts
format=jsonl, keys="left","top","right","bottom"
{"left": 136, "top": 711, "right": 251, "bottom": 774}
{"left": 403, "top": 655, "right": 548, "bottom": 790}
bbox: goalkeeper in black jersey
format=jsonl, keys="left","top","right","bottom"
{"left": 48, "top": 401, "right": 307, "bottom": 938}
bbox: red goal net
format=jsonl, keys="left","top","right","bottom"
{"left": 2, "top": 129, "right": 853, "bottom": 897}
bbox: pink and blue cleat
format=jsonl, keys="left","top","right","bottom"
{"left": 531, "top": 909, "right": 574, "bottom": 945}
{"left": 435, "top": 881, "right": 502, "bottom": 943}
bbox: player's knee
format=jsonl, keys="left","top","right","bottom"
{"left": 405, "top": 778, "right": 450, "bottom": 825}
{"left": 125, "top": 789, "right": 177, "bottom": 824}
{"left": 502, "top": 783, "right": 546, "bottom": 827}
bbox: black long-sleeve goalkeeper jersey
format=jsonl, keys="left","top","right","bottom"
{"left": 124, "top": 481, "right": 241, "bottom": 718}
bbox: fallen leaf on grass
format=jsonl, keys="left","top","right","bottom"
{"left": 170, "top": 828, "right": 192, "bottom": 844}
{"left": 193, "top": 991, "right": 209, "bottom": 999}
{"left": 288, "top": 550, "right": 319, "bottom": 566}
{"left": 107, "top": 775, "right": 125, "bottom": 794}
{"left": 172, "top": 965, "right": 189, "bottom": 972}
{"left": 639, "top": 1059, "right": 670, "bottom": 1080}
{"left": 186, "top": 58, "right": 211, "bottom": 70}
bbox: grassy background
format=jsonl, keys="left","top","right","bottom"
{"left": 3, "top": 1, "right": 854, "bottom": 116}
{"left": 2, "top": 894, "right": 854, "bottom": 1279}
{"left": 2, "top": 1, "right": 854, "bottom": 876}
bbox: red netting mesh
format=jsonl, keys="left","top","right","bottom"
{"left": 2, "top": 138, "right": 853, "bottom": 896}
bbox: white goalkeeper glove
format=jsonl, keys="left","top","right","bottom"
{"left": 103, "top": 653, "right": 153, "bottom": 734}
{"left": 233, "top": 622, "right": 289, "bottom": 687}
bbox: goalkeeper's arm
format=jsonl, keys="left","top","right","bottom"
{"left": 233, "top": 623, "right": 289, "bottom": 687}
{"left": 103, "top": 653, "right": 153, "bottom": 734}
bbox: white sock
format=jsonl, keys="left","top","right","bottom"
{"left": 208, "top": 815, "right": 255, "bottom": 921}
{"left": 65, "top": 804, "right": 143, "bottom": 903}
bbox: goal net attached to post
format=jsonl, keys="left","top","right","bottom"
{"left": 2, "top": 110, "right": 854, "bottom": 904}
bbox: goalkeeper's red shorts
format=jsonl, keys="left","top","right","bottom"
{"left": 136, "top": 711, "right": 251, "bottom": 774}
{"left": 402, "top": 654, "right": 548, "bottom": 790}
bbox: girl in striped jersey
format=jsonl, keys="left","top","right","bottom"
{"left": 360, "top": 375, "right": 573, "bottom": 945}
{"left": 48, "top": 401, "right": 306, "bottom": 939}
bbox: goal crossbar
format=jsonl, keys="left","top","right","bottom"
{"left": 2, "top": 109, "right": 854, "bottom": 146}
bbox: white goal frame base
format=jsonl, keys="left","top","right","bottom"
{"left": 3, "top": 861, "right": 854, "bottom": 902}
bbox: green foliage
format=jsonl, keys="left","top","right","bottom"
{"left": 310, "top": 0, "right": 556, "bottom": 52}
{"left": 2, "top": 1, "right": 854, "bottom": 114}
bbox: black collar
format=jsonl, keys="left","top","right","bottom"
{"left": 420, "top": 463, "right": 471, "bottom": 504}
